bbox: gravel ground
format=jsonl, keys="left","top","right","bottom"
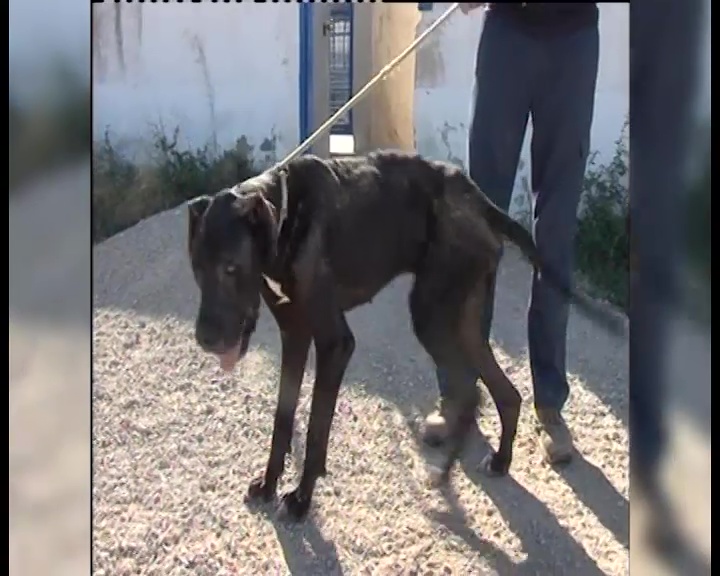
{"left": 91, "top": 205, "right": 631, "bottom": 576}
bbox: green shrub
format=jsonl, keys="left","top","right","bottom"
{"left": 92, "top": 128, "right": 259, "bottom": 242}
{"left": 575, "top": 120, "right": 629, "bottom": 309}
{"left": 574, "top": 120, "right": 710, "bottom": 318}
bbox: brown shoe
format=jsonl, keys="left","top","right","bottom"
{"left": 422, "top": 399, "right": 458, "bottom": 447}
{"left": 535, "top": 407, "right": 574, "bottom": 464}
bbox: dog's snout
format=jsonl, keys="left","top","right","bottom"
{"left": 195, "top": 321, "right": 222, "bottom": 351}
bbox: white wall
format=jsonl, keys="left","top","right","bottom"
{"left": 92, "top": 3, "right": 300, "bottom": 164}
{"left": 413, "top": 3, "right": 629, "bottom": 218}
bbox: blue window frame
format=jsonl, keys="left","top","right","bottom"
{"left": 327, "top": 4, "right": 354, "bottom": 136}
{"left": 298, "top": 3, "right": 355, "bottom": 141}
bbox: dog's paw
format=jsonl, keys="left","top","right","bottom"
{"left": 279, "top": 489, "right": 312, "bottom": 521}
{"left": 480, "top": 451, "right": 510, "bottom": 477}
{"left": 245, "top": 476, "right": 276, "bottom": 504}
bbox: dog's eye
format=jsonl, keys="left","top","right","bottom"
{"left": 223, "top": 264, "right": 237, "bottom": 276}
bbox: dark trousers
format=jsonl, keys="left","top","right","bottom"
{"left": 436, "top": 13, "right": 599, "bottom": 411}
{"left": 629, "top": 0, "right": 703, "bottom": 480}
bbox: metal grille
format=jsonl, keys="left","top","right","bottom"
{"left": 327, "top": 5, "right": 353, "bottom": 135}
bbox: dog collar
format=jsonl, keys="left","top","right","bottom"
{"left": 278, "top": 169, "right": 289, "bottom": 235}
{"left": 259, "top": 169, "right": 291, "bottom": 305}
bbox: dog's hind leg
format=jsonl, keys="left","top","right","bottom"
{"left": 247, "top": 326, "right": 311, "bottom": 504}
{"left": 410, "top": 269, "right": 521, "bottom": 481}
{"left": 409, "top": 274, "right": 483, "bottom": 481}
{"left": 456, "top": 278, "right": 522, "bottom": 477}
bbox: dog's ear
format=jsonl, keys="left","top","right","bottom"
{"left": 234, "top": 192, "right": 279, "bottom": 263}
{"left": 187, "top": 195, "right": 211, "bottom": 250}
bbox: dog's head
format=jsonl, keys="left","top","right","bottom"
{"left": 187, "top": 172, "right": 281, "bottom": 371}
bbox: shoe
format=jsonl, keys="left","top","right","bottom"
{"left": 535, "top": 407, "right": 574, "bottom": 464}
{"left": 422, "top": 398, "right": 458, "bottom": 447}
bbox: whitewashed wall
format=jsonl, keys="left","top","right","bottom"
{"left": 414, "top": 3, "right": 629, "bottom": 218}
{"left": 92, "top": 4, "right": 300, "bottom": 164}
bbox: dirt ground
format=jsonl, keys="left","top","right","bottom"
{"left": 9, "top": 166, "right": 710, "bottom": 575}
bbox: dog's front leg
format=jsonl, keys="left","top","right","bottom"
{"left": 280, "top": 311, "right": 355, "bottom": 521}
{"left": 247, "top": 328, "right": 311, "bottom": 503}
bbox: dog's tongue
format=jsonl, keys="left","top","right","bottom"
{"left": 218, "top": 344, "right": 242, "bottom": 372}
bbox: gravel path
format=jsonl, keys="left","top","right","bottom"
{"left": 91, "top": 205, "right": 631, "bottom": 575}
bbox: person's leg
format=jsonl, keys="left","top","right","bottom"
{"left": 425, "top": 14, "right": 534, "bottom": 446}
{"left": 631, "top": 0, "right": 703, "bottom": 553}
{"left": 526, "top": 25, "right": 599, "bottom": 463}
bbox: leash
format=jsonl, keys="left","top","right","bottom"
{"left": 273, "top": 3, "right": 461, "bottom": 232}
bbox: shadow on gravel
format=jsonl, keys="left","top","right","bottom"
{"left": 557, "top": 454, "right": 629, "bottom": 548}
{"left": 450, "top": 430, "right": 609, "bottom": 576}
{"left": 246, "top": 501, "right": 344, "bottom": 575}
{"left": 427, "top": 483, "right": 521, "bottom": 574}
{"left": 273, "top": 516, "right": 344, "bottom": 576}
{"left": 411, "top": 424, "right": 626, "bottom": 575}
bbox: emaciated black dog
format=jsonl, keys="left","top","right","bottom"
{"left": 187, "top": 151, "right": 622, "bottom": 521}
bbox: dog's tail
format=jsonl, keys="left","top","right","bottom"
{"left": 485, "top": 203, "right": 626, "bottom": 336}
